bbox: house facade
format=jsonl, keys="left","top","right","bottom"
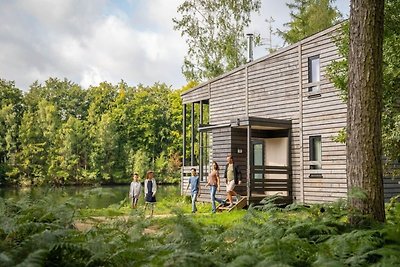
{"left": 181, "top": 23, "right": 400, "bottom": 205}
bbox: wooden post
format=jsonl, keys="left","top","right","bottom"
{"left": 182, "top": 104, "right": 187, "bottom": 196}
{"left": 288, "top": 128, "right": 293, "bottom": 199}
{"left": 247, "top": 125, "right": 252, "bottom": 206}
{"left": 199, "top": 101, "right": 203, "bottom": 181}
{"left": 191, "top": 102, "right": 195, "bottom": 166}
{"left": 298, "top": 42, "right": 304, "bottom": 203}
{"left": 182, "top": 104, "right": 186, "bottom": 166}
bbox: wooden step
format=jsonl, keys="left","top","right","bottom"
{"left": 216, "top": 196, "right": 247, "bottom": 212}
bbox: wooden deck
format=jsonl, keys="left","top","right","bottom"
{"left": 182, "top": 166, "right": 292, "bottom": 207}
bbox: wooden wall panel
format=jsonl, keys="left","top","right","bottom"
{"left": 300, "top": 29, "right": 348, "bottom": 203}
{"left": 182, "top": 84, "right": 210, "bottom": 104}
{"left": 181, "top": 22, "right": 400, "bottom": 204}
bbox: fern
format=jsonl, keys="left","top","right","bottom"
{"left": 14, "top": 249, "right": 48, "bottom": 267}
{"left": 1, "top": 189, "right": 399, "bottom": 266}
{"left": 163, "top": 251, "right": 219, "bottom": 267}
{"left": 318, "top": 229, "right": 385, "bottom": 266}
{"left": 285, "top": 220, "right": 339, "bottom": 243}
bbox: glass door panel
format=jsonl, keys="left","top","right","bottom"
{"left": 252, "top": 141, "right": 264, "bottom": 180}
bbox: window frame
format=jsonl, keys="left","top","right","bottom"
{"left": 309, "top": 135, "right": 322, "bottom": 170}
{"left": 308, "top": 55, "right": 320, "bottom": 93}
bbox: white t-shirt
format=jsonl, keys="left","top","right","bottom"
{"left": 129, "top": 181, "right": 142, "bottom": 198}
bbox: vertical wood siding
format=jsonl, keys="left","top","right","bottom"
{"left": 301, "top": 30, "right": 348, "bottom": 203}
{"left": 181, "top": 23, "right": 400, "bottom": 203}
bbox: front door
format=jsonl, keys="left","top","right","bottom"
{"left": 251, "top": 136, "right": 290, "bottom": 196}
{"left": 252, "top": 140, "right": 265, "bottom": 193}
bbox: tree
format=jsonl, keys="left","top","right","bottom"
{"left": 278, "top": 0, "right": 342, "bottom": 45}
{"left": 173, "top": 0, "right": 261, "bottom": 81}
{"left": 327, "top": 0, "right": 400, "bottom": 173}
{"left": 17, "top": 111, "right": 46, "bottom": 184}
{"left": 347, "top": 0, "right": 385, "bottom": 223}
{"left": 0, "top": 80, "right": 24, "bottom": 183}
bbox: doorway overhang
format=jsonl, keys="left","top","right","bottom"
{"left": 198, "top": 116, "right": 292, "bottom": 132}
{"left": 231, "top": 116, "right": 292, "bottom": 130}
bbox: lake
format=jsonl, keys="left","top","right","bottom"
{"left": 0, "top": 184, "right": 181, "bottom": 209}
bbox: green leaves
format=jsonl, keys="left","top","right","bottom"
{"left": 278, "top": 0, "right": 342, "bottom": 45}
{"left": 173, "top": 0, "right": 261, "bottom": 82}
{"left": 0, "top": 78, "right": 184, "bottom": 185}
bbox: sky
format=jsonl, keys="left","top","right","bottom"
{"left": 0, "top": 0, "right": 350, "bottom": 91}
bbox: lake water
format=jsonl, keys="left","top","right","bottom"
{"left": 0, "top": 184, "right": 180, "bottom": 209}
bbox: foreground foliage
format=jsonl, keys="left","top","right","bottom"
{"left": 1, "top": 190, "right": 399, "bottom": 266}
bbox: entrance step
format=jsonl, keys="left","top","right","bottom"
{"left": 216, "top": 196, "right": 247, "bottom": 212}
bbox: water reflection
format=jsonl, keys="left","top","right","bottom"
{"left": 0, "top": 184, "right": 180, "bottom": 209}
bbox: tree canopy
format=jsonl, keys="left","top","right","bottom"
{"left": 278, "top": 0, "right": 342, "bottom": 45}
{"left": 0, "top": 78, "right": 186, "bottom": 186}
{"left": 173, "top": 0, "right": 261, "bottom": 82}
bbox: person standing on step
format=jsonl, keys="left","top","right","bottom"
{"left": 224, "top": 154, "right": 242, "bottom": 208}
{"left": 206, "top": 161, "right": 225, "bottom": 213}
{"left": 144, "top": 170, "right": 157, "bottom": 217}
{"left": 186, "top": 168, "right": 200, "bottom": 213}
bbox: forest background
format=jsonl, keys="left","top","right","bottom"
{"left": 0, "top": 78, "right": 192, "bottom": 186}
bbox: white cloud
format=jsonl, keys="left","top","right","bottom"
{"left": 0, "top": 0, "right": 349, "bottom": 91}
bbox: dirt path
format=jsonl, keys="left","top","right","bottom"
{"left": 73, "top": 214, "right": 174, "bottom": 231}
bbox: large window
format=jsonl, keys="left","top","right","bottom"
{"left": 309, "top": 136, "right": 321, "bottom": 169}
{"left": 308, "top": 55, "right": 320, "bottom": 92}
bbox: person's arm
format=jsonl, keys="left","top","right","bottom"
{"left": 152, "top": 179, "right": 157, "bottom": 196}
{"left": 137, "top": 183, "right": 141, "bottom": 197}
{"left": 217, "top": 171, "right": 221, "bottom": 191}
{"left": 129, "top": 183, "right": 133, "bottom": 198}
{"left": 224, "top": 165, "right": 228, "bottom": 183}
{"left": 205, "top": 175, "right": 210, "bottom": 187}
{"left": 196, "top": 177, "right": 201, "bottom": 196}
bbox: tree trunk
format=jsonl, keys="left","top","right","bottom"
{"left": 347, "top": 0, "right": 385, "bottom": 223}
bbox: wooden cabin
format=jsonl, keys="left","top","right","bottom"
{"left": 181, "top": 23, "right": 400, "bottom": 206}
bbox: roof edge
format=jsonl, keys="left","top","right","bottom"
{"left": 181, "top": 20, "right": 347, "bottom": 97}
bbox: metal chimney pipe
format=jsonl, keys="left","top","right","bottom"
{"left": 246, "top": 33, "right": 254, "bottom": 62}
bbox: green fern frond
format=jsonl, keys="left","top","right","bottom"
{"left": 285, "top": 221, "right": 339, "bottom": 243}
{"left": 0, "top": 252, "right": 14, "bottom": 267}
{"left": 165, "top": 210, "right": 203, "bottom": 251}
{"left": 46, "top": 242, "right": 93, "bottom": 266}
{"left": 312, "top": 254, "right": 344, "bottom": 267}
{"left": 14, "top": 249, "right": 48, "bottom": 267}
{"left": 163, "top": 251, "right": 219, "bottom": 267}
{"left": 227, "top": 254, "right": 262, "bottom": 267}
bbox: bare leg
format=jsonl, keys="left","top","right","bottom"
{"left": 150, "top": 204, "right": 154, "bottom": 217}
{"left": 227, "top": 191, "right": 233, "bottom": 205}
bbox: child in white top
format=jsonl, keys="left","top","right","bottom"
{"left": 129, "top": 173, "right": 141, "bottom": 208}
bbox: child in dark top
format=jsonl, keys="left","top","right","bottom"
{"left": 186, "top": 168, "right": 200, "bottom": 213}
{"left": 144, "top": 170, "right": 157, "bottom": 217}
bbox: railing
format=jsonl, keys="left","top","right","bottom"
{"left": 181, "top": 165, "right": 292, "bottom": 202}
{"left": 250, "top": 165, "right": 291, "bottom": 197}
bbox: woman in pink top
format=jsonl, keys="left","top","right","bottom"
{"left": 206, "top": 161, "right": 226, "bottom": 213}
